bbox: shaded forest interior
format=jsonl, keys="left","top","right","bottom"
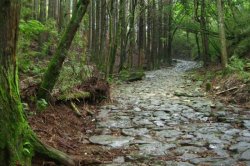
{"left": 0, "top": 0, "right": 250, "bottom": 165}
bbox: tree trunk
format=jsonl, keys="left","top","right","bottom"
{"left": 119, "top": 0, "right": 127, "bottom": 72}
{"left": 33, "top": 0, "right": 39, "bottom": 19}
{"left": 151, "top": 0, "right": 157, "bottom": 69}
{"left": 39, "top": 0, "right": 47, "bottom": 22}
{"left": 146, "top": 0, "right": 152, "bottom": 69}
{"left": 107, "top": 0, "right": 118, "bottom": 76}
{"left": 38, "top": 0, "right": 90, "bottom": 99}
{"left": 138, "top": 0, "right": 145, "bottom": 68}
{"left": 200, "top": 0, "right": 210, "bottom": 67}
{"left": 128, "top": 0, "right": 137, "bottom": 68}
{"left": 166, "top": 0, "right": 173, "bottom": 65}
{"left": 158, "top": 0, "right": 164, "bottom": 66}
{"left": 59, "top": 0, "right": 71, "bottom": 31}
{"left": 99, "top": 0, "right": 107, "bottom": 69}
{"left": 95, "top": 0, "right": 101, "bottom": 63}
{"left": 217, "top": 0, "right": 228, "bottom": 68}
{"left": 91, "top": 0, "right": 97, "bottom": 62}
{"left": 0, "top": 1, "right": 75, "bottom": 165}
{"left": 72, "top": 0, "right": 78, "bottom": 11}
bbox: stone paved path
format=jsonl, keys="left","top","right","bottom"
{"left": 89, "top": 60, "right": 250, "bottom": 166}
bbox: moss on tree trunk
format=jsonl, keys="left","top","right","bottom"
{"left": 38, "top": 0, "right": 90, "bottom": 99}
{"left": 0, "top": 1, "right": 75, "bottom": 165}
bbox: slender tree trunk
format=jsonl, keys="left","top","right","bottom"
{"left": 39, "top": 0, "right": 47, "bottom": 22}
{"left": 107, "top": 0, "right": 118, "bottom": 76}
{"left": 72, "top": 0, "right": 78, "bottom": 11}
{"left": 127, "top": 0, "right": 137, "bottom": 68}
{"left": 99, "top": 0, "right": 107, "bottom": 69}
{"left": 200, "top": 0, "right": 210, "bottom": 67}
{"left": 33, "top": 0, "right": 39, "bottom": 19}
{"left": 167, "top": 0, "right": 173, "bottom": 65}
{"left": 138, "top": 0, "right": 145, "bottom": 68}
{"left": 119, "top": 0, "right": 127, "bottom": 72}
{"left": 217, "top": 0, "right": 228, "bottom": 68}
{"left": 91, "top": 0, "right": 96, "bottom": 61}
{"left": 59, "top": 0, "right": 71, "bottom": 31}
{"left": 38, "top": 0, "right": 90, "bottom": 99}
{"left": 158, "top": 0, "right": 164, "bottom": 66}
{"left": 194, "top": 0, "right": 201, "bottom": 60}
{"left": 146, "top": 0, "right": 152, "bottom": 69}
{"left": 95, "top": 0, "right": 101, "bottom": 63}
{"left": 195, "top": 33, "right": 201, "bottom": 59}
{"left": 48, "top": 0, "right": 55, "bottom": 19}
{"left": 151, "top": 0, "right": 157, "bottom": 69}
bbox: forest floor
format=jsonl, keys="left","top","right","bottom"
{"left": 30, "top": 60, "right": 250, "bottom": 166}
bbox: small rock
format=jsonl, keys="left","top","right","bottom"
{"left": 139, "top": 143, "right": 176, "bottom": 156}
{"left": 229, "top": 142, "right": 250, "bottom": 153}
{"left": 89, "top": 135, "right": 134, "bottom": 148}
{"left": 240, "top": 149, "right": 250, "bottom": 161}
{"left": 113, "top": 156, "right": 125, "bottom": 163}
{"left": 122, "top": 128, "right": 149, "bottom": 137}
{"left": 243, "top": 120, "right": 250, "bottom": 129}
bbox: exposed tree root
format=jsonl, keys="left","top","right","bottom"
{"left": 29, "top": 133, "right": 75, "bottom": 166}
{"left": 70, "top": 101, "right": 82, "bottom": 117}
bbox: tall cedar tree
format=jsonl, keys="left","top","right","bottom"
{"left": 0, "top": 0, "right": 75, "bottom": 165}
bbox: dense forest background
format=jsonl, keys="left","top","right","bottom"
{"left": 19, "top": 0, "right": 250, "bottom": 80}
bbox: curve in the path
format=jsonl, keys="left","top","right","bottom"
{"left": 90, "top": 60, "right": 250, "bottom": 166}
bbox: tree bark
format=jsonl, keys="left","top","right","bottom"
{"left": 166, "top": 0, "right": 173, "bottom": 65}
{"left": 217, "top": 0, "right": 228, "bottom": 68}
{"left": 200, "top": 0, "right": 210, "bottom": 67}
{"left": 138, "top": 0, "right": 145, "bottom": 68}
{"left": 119, "top": 0, "right": 127, "bottom": 72}
{"left": 39, "top": 0, "right": 47, "bottom": 22}
{"left": 38, "top": 0, "right": 90, "bottom": 99}
{"left": 0, "top": 1, "right": 75, "bottom": 165}
{"left": 33, "top": 0, "right": 39, "bottom": 19}
{"left": 99, "top": 0, "right": 107, "bottom": 68}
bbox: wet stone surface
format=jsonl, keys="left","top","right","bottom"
{"left": 89, "top": 60, "right": 250, "bottom": 165}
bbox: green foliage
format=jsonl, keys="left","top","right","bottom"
{"left": 222, "top": 56, "right": 250, "bottom": 80}
{"left": 18, "top": 19, "right": 59, "bottom": 76}
{"left": 36, "top": 99, "right": 48, "bottom": 112}
{"left": 233, "top": 37, "right": 250, "bottom": 57}
{"left": 228, "top": 56, "right": 245, "bottom": 71}
{"left": 119, "top": 69, "right": 145, "bottom": 82}
{"left": 22, "top": 141, "right": 33, "bottom": 157}
{"left": 205, "top": 82, "right": 212, "bottom": 92}
{"left": 19, "top": 20, "right": 46, "bottom": 38}
{"left": 56, "top": 63, "right": 92, "bottom": 94}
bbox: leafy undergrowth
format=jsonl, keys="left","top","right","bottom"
{"left": 190, "top": 58, "right": 250, "bottom": 108}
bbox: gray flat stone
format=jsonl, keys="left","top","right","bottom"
{"left": 89, "top": 135, "right": 134, "bottom": 148}
{"left": 180, "top": 153, "right": 199, "bottom": 161}
{"left": 240, "top": 149, "right": 250, "bottom": 161}
{"left": 113, "top": 156, "right": 125, "bottom": 163}
{"left": 165, "top": 161, "right": 194, "bottom": 166}
{"left": 122, "top": 128, "right": 149, "bottom": 137}
{"left": 244, "top": 120, "right": 250, "bottom": 129}
{"left": 229, "top": 142, "right": 250, "bottom": 153}
{"left": 99, "top": 119, "right": 132, "bottom": 129}
{"left": 133, "top": 117, "right": 153, "bottom": 126}
{"left": 156, "top": 130, "right": 182, "bottom": 138}
{"left": 174, "top": 146, "right": 207, "bottom": 155}
{"left": 153, "top": 111, "right": 170, "bottom": 120}
{"left": 138, "top": 143, "right": 176, "bottom": 156}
